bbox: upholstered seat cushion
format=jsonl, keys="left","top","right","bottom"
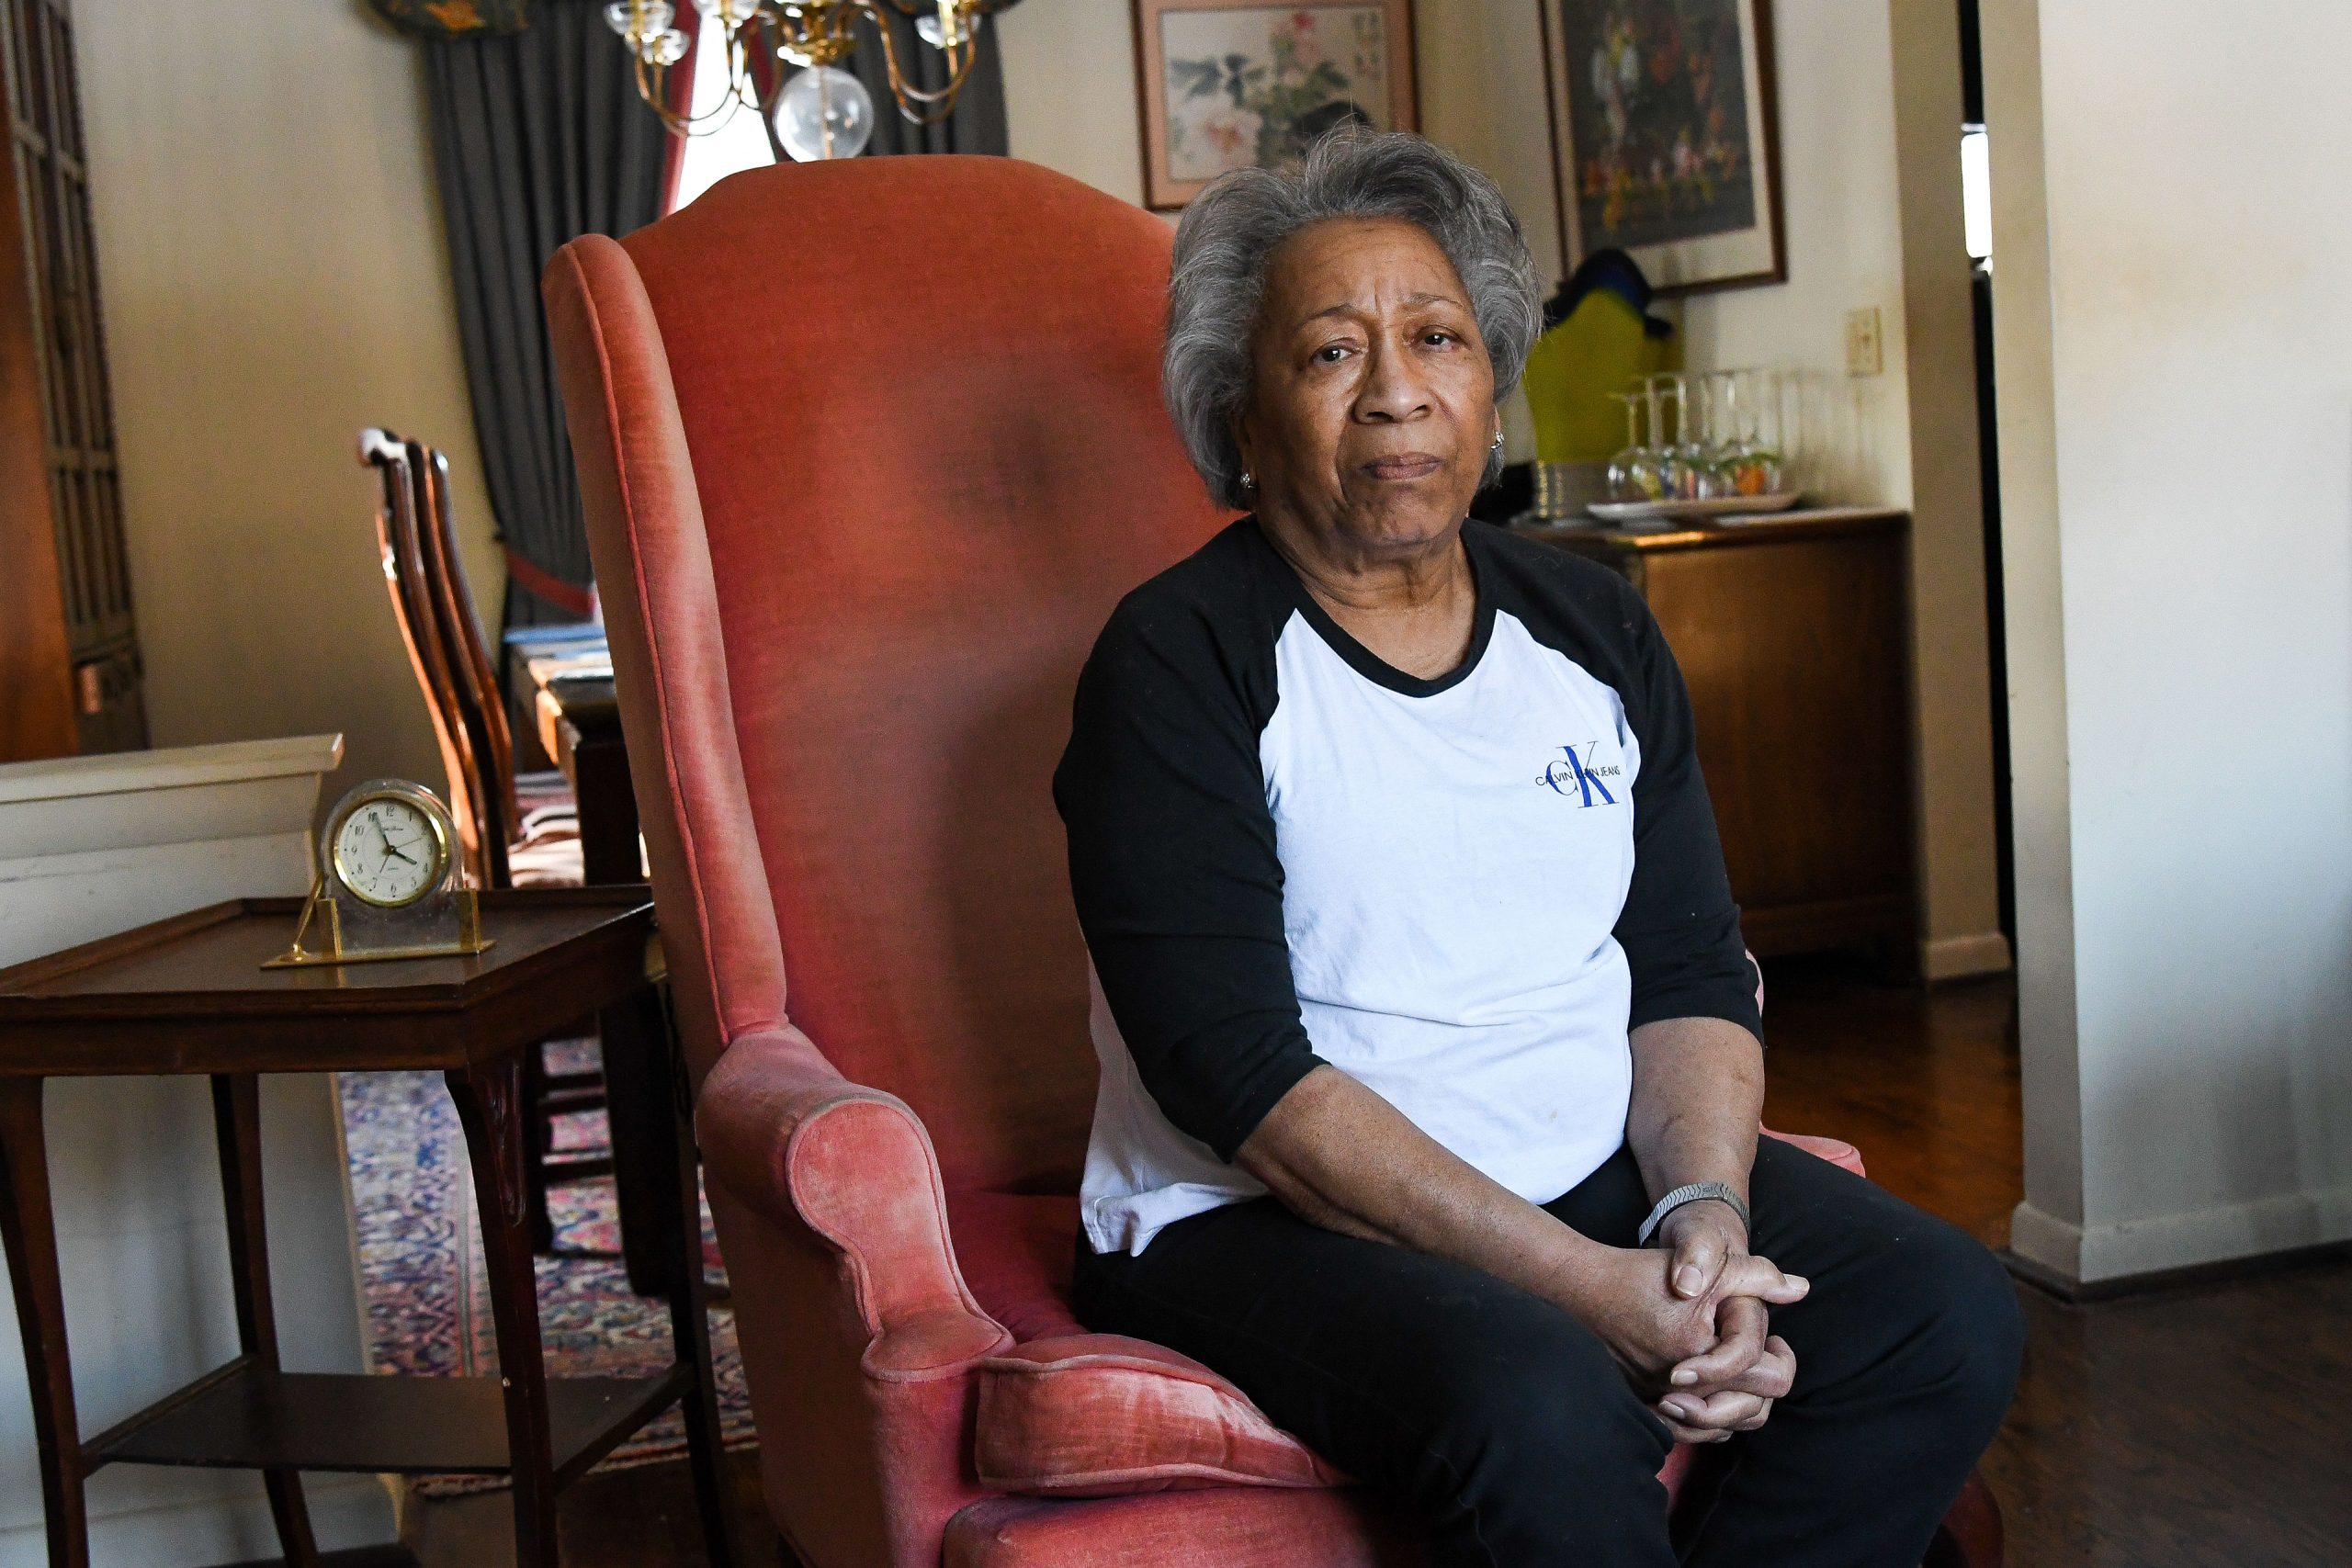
{"left": 947, "top": 1132, "right": 1864, "bottom": 1504}
{"left": 977, "top": 1336, "right": 1351, "bottom": 1497}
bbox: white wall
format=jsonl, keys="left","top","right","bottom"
{"left": 998, "top": 0, "right": 2006, "bottom": 975}
{"left": 998, "top": 0, "right": 1149, "bottom": 209}
{"left": 78, "top": 0, "right": 502, "bottom": 804}
{"left": 1988, "top": 0, "right": 2352, "bottom": 1282}
{"left": 1676, "top": 0, "right": 1909, "bottom": 509}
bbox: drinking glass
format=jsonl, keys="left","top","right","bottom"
{"left": 1715, "top": 369, "right": 1783, "bottom": 497}
{"left": 1652, "top": 374, "right": 1714, "bottom": 500}
{"left": 1607, "top": 391, "right": 1665, "bottom": 501}
{"left": 1764, "top": 367, "right": 1807, "bottom": 497}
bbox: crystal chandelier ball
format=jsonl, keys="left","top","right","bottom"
{"left": 774, "top": 64, "right": 874, "bottom": 161}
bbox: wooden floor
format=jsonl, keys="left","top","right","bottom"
{"left": 1758, "top": 954, "right": 2024, "bottom": 1250}
{"left": 1761, "top": 955, "right": 2352, "bottom": 1568}
{"left": 237, "top": 957, "right": 2352, "bottom": 1567}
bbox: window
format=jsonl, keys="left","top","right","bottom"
{"left": 670, "top": 28, "right": 775, "bottom": 213}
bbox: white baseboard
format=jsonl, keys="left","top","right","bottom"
{"left": 2007, "top": 1200, "right": 2086, "bottom": 1279}
{"left": 0, "top": 1473, "right": 394, "bottom": 1568}
{"left": 2011, "top": 1183, "right": 2352, "bottom": 1286}
{"left": 1919, "top": 930, "right": 2012, "bottom": 981}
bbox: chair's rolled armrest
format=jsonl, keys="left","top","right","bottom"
{"left": 1758, "top": 1124, "right": 1865, "bottom": 1179}
{"left": 698, "top": 1027, "right": 1011, "bottom": 1375}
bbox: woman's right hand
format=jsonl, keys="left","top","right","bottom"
{"left": 1555, "top": 1243, "right": 1808, "bottom": 1405}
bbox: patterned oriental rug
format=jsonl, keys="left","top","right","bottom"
{"left": 337, "top": 1041, "right": 757, "bottom": 1495}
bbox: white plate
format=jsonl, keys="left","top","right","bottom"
{"left": 1586, "top": 493, "right": 1804, "bottom": 524}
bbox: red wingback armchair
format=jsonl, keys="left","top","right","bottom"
{"left": 544, "top": 156, "right": 1999, "bottom": 1568}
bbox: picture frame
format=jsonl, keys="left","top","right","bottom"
{"left": 1131, "top": 0, "right": 1420, "bottom": 212}
{"left": 1538, "top": 0, "right": 1786, "bottom": 294}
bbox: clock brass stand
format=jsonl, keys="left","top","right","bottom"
{"left": 265, "top": 778, "right": 494, "bottom": 968}
{"left": 264, "top": 881, "right": 492, "bottom": 968}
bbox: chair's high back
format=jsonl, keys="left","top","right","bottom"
{"left": 545, "top": 157, "right": 1230, "bottom": 1193}
{"left": 361, "top": 429, "right": 492, "bottom": 886}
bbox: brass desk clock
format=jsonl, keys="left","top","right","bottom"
{"left": 266, "top": 780, "right": 492, "bottom": 967}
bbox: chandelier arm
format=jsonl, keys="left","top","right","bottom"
{"left": 744, "top": 8, "right": 783, "bottom": 81}
{"left": 865, "top": 0, "right": 1019, "bottom": 14}
{"left": 632, "top": 57, "right": 692, "bottom": 134}
{"left": 849, "top": 3, "right": 976, "bottom": 118}
{"left": 630, "top": 40, "right": 763, "bottom": 137}
{"left": 744, "top": 11, "right": 796, "bottom": 158}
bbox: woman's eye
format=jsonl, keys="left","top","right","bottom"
{"left": 1423, "top": 330, "right": 1456, "bottom": 346}
{"left": 1314, "top": 344, "right": 1349, "bottom": 364}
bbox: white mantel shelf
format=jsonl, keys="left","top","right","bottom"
{"left": 0, "top": 735, "right": 344, "bottom": 927}
{"left": 0, "top": 734, "right": 343, "bottom": 806}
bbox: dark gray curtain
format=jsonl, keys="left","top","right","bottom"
{"left": 422, "top": 0, "right": 667, "bottom": 631}
{"left": 847, "top": 9, "right": 1012, "bottom": 156}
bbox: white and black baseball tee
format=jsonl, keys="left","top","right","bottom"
{"left": 1055, "top": 518, "right": 1759, "bottom": 1256}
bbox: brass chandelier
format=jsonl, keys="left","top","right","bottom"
{"left": 606, "top": 1, "right": 1015, "bottom": 162}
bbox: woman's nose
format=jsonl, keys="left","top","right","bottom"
{"left": 1353, "top": 337, "right": 1430, "bottom": 422}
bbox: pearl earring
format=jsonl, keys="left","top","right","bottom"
{"left": 1240, "top": 471, "right": 1256, "bottom": 490}
{"left": 1491, "top": 431, "right": 1505, "bottom": 450}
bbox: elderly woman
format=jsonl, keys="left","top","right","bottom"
{"left": 1053, "top": 131, "right": 2021, "bottom": 1567}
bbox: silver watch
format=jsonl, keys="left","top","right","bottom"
{"left": 1635, "top": 1181, "right": 1751, "bottom": 1247}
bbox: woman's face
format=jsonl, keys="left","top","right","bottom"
{"left": 1236, "top": 216, "right": 1497, "bottom": 564}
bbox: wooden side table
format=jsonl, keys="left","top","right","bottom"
{"left": 0, "top": 888, "right": 735, "bottom": 1568}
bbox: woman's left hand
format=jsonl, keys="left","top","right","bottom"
{"left": 1654, "top": 1303, "right": 1795, "bottom": 1441}
{"left": 1649, "top": 1199, "right": 1800, "bottom": 1440}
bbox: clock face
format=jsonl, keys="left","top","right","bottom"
{"left": 331, "top": 795, "right": 443, "bottom": 908}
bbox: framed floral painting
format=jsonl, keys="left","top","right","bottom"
{"left": 1539, "top": 0, "right": 1786, "bottom": 293}
{"left": 1133, "top": 0, "right": 1419, "bottom": 211}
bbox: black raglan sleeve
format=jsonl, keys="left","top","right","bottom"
{"left": 1610, "top": 581, "right": 1765, "bottom": 1041}
{"left": 1053, "top": 587, "right": 1327, "bottom": 1162}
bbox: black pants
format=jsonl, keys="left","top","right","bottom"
{"left": 1073, "top": 1137, "right": 2023, "bottom": 1568}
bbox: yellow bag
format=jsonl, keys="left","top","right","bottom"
{"left": 1520, "top": 252, "right": 1680, "bottom": 466}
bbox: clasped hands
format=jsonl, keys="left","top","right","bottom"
{"left": 1577, "top": 1200, "right": 1808, "bottom": 1445}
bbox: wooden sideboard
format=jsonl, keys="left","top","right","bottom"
{"left": 1511, "top": 508, "right": 1918, "bottom": 966}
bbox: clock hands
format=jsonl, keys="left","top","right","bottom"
{"left": 370, "top": 815, "right": 421, "bottom": 870}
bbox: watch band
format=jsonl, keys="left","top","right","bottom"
{"left": 1635, "top": 1181, "right": 1751, "bottom": 1247}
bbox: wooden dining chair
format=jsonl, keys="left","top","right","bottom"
{"left": 361, "top": 429, "right": 609, "bottom": 1252}
{"left": 410, "top": 440, "right": 585, "bottom": 889}
{"left": 361, "top": 429, "right": 494, "bottom": 881}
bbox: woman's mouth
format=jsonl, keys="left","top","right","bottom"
{"left": 1363, "top": 453, "right": 1443, "bottom": 481}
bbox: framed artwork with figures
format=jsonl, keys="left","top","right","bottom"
{"left": 1539, "top": 0, "right": 1785, "bottom": 293}
{"left": 1132, "top": 0, "right": 1419, "bottom": 211}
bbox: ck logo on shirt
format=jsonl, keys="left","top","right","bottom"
{"left": 1535, "top": 742, "right": 1622, "bottom": 807}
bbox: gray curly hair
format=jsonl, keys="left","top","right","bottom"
{"left": 1163, "top": 129, "right": 1544, "bottom": 511}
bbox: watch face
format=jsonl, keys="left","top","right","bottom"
{"left": 332, "top": 795, "right": 443, "bottom": 908}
